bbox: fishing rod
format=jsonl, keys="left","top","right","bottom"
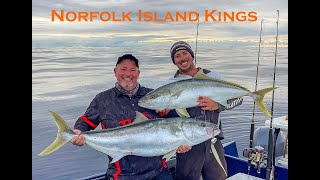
{"left": 194, "top": 19, "right": 200, "bottom": 66}
{"left": 266, "top": 10, "right": 279, "bottom": 180}
{"left": 246, "top": 19, "right": 264, "bottom": 175}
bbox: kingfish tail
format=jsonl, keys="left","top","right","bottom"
{"left": 252, "top": 87, "right": 277, "bottom": 118}
{"left": 38, "top": 111, "right": 74, "bottom": 156}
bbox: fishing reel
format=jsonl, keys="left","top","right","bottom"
{"left": 243, "top": 146, "right": 267, "bottom": 174}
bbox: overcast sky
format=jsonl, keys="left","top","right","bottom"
{"left": 32, "top": 0, "right": 288, "bottom": 47}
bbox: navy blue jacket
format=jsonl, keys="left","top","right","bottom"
{"left": 74, "top": 85, "right": 175, "bottom": 180}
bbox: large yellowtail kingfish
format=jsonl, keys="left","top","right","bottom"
{"left": 38, "top": 111, "right": 220, "bottom": 163}
{"left": 138, "top": 74, "right": 276, "bottom": 118}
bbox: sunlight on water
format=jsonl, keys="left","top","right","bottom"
{"left": 32, "top": 45, "right": 287, "bottom": 179}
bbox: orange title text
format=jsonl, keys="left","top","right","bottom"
{"left": 51, "top": 10, "right": 258, "bottom": 22}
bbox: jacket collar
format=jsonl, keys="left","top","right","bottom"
{"left": 114, "top": 83, "right": 146, "bottom": 98}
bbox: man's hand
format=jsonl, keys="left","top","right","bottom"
{"left": 176, "top": 145, "right": 192, "bottom": 153}
{"left": 70, "top": 129, "right": 86, "bottom": 146}
{"left": 197, "top": 96, "right": 219, "bottom": 111}
{"left": 155, "top": 108, "right": 170, "bottom": 115}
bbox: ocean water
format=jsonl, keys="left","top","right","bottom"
{"left": 32, "top": 44, "right": 288, "bottom": 180}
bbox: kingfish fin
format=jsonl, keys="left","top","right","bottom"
{"left": 210, "top": 142, "right": 227, "bottom": 176}
{"left": 133, "top": 111, "right": 150, "bottom": 124}
{"left": 38, "top": 111, "right": 74, "bottom": 156}
{"left": 252, "top": 87, "right": 277, "bottom": 118}
{"left": 176, "top": 108, "right": 190, "bottom": 117}
{"left": 163, "top": 150, "right": 176, "bottom": 161}
{"left": 193, "top": 71, "right": 250, "bottom": 91}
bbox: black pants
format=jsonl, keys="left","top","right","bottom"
{"left": 175, "top": 139, "right": 227, "bottom": 180}
{"left": 105, "top": 168, "right": 174, "bottom": 180}
{"left": 151, "top": 168, "right": 174, "bottom": 180}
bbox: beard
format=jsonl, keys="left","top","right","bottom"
{"left": 119, "top": 81, "right": 136, "bottom": 91}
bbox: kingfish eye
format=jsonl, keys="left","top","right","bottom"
{"left": 151, "top": 95, "right": 155, "bottom": 99}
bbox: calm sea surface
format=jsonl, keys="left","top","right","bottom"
{"left": 32, "top": 44, "right": 288, "bottom": 180}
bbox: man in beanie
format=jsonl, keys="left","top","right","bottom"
{"left": 169, "top": 41, "right": 243, "bottom": 180}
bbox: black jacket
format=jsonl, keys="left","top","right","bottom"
{"left": 74, "top": 85, "right": 175, "bottom": 180}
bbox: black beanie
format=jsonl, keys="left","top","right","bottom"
{"left": 170, "top": 41, "right": 194, "bottom": 64}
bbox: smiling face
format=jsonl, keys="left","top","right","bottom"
{"left": 114, "top": 59, "right": 140, "bottom": 91}
{"left": 173, "top": 50, "right": 197, "bottom": 74}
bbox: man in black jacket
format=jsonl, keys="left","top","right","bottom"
{"left": 70, "top": 54, "right": 175, "bottom": 180}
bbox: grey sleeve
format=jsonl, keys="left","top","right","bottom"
{"left": 217, "top": 97, "right": 243, "bottom": 112}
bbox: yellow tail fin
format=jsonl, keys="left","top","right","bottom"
{"left": 253, "top": 87, "right": 277, "bottom": 118}
{"left": 38, "top": 111, "right": 73, "bottom": 156}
